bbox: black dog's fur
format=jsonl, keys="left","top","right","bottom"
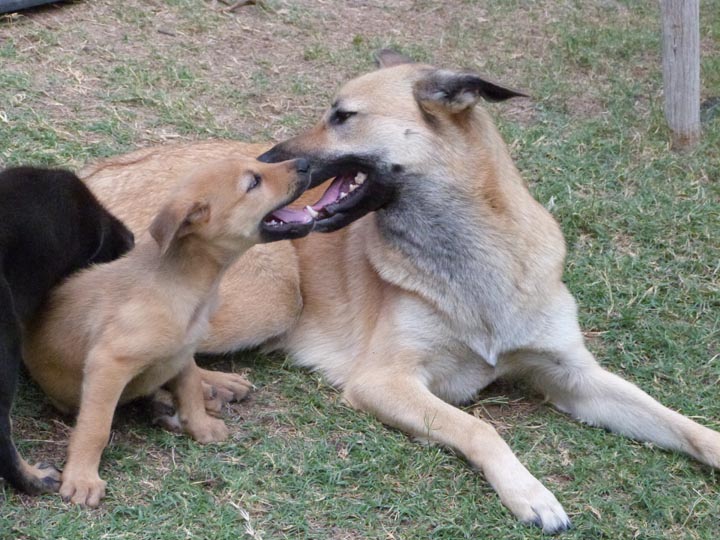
{"left": 0, "top": 166, "right": 134, "bottom": 494}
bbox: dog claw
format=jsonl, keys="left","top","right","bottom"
{"left": 524, "top": 505, "right": 571, "bottom": 535}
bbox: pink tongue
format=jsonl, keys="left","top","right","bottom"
{"left": 311, "top": 175, "right": 349, "bottom": 211}
{"left": 270, "top": 207, "right": 313, "bottom": 224}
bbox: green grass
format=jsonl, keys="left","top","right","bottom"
{"left": 1, "top": 0, "right": 720, "bottom": 538}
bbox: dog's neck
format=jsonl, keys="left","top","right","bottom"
{"left": 368, "top": 155, "right": 566, "bottom": 361}
{"left": 152, "top": 236, "right": 244, "bottom": 293}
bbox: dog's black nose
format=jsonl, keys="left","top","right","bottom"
{"left": 295, "top": 158, "right": 310, "bottom": 173}
{"left": 258, "top": 146, "right": 283, "bottom": 163}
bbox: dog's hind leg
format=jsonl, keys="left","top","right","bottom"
{"left": 518, "top": 340, "right": 720, "bottom": 469}
{"left": 343, "top": 355, "right": 571, "bottom": 534}
{"left": 0, "top": 277, "right": 60, "bottom": 494}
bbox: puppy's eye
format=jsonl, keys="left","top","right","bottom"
{"left": 331, "top": 110, "right": 357, "bottom": 125}
{"left": 247, "top": 174, "right": 262, "bottom": 192}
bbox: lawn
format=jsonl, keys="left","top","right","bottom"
{"left": 1, "top": 1, "right": 719, "bottom": 539}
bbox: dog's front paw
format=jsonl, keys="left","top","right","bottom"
{"left": 201, "top": 371, "right": 253, "bottom": 414}
{"left": 501, "top": 479, "right": 571, "bottom": 534}
{"left": 59, "top": 471, "right": 107, "bottom": 508}
{"left": 186, "top": 416, "right": 229, "bottom": 444}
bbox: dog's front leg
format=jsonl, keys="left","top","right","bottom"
{"left": 197, "top": 367, "right": 253, "bottom": 415}
{"left": 61, "top": 351, "right": 135, "bottom": 507}
{"left": 343, "top": 353, "right": 571, "bottom": 534}
{"left": 166, "top": 357, "right": 229, "bottom": 444}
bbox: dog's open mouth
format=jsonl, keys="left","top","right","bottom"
{"left": 258, "top": 148, "right": 397, "bottom": 234}
{"left": 262, "top": 170, "right": 369, "bottom": 230}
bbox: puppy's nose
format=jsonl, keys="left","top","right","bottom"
{"left": 295, "top": 158, "right": 310, "bottom": 173}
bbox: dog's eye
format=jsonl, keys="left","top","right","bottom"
{"left": 331, "top": 110, "right": 357, "bottom": 125}
{"left": 247, "top": 174, "right": 262, "bottom": 192}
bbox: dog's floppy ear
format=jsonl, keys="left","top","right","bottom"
{"left": 414, "top": 69, "right": 528, "bottom": 114}
{"left": 149, "top": 200, "right": 210, "bottom": 256}
{"left": 375, "top": 49, "right": 414, "bottom": 69}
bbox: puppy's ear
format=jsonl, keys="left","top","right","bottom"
{"left": 149, "top": 200, "right": 210, "bottom": 256}
{"left": 375, "top": 49, "right": 414, "bottom": 69}
{"left": 414, "top": 69, "right": 528, "bottom": 114}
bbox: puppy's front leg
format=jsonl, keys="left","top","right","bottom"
{"left": 167, "top": 357, "right": 229, "bottom": 444}
{"left": 198, "top": 367, "right": 253, "bottom": 415}
{"left": 61, "top": 351, "right": 134, "bottom": 507}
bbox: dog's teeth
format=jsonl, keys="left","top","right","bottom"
{"left": 349, "top": 184, "right": 358, "bottom": 192}
{"left": 305, "top": 205, "right": 319, "bottom": 218}
{"left": 355, "top": 172, "right": 367, "bottom": 184}
{"left": 340, "top": 191, "right": 347, "bottom": 199}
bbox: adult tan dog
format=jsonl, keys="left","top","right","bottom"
{"left": 78, "top": 51, "right": 720, "bottom": 532}
{"left": 23, "top": 158, "right": 313, "bottom": 507}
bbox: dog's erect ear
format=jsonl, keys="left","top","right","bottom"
{"left": 414, "top": 69, "right": 528, "bottom": 114}
{"left": 149, "top": 200, "right": 210, "bottom": 256}
{"left": 375, "top": 49, "right": 414, "bottom": 69}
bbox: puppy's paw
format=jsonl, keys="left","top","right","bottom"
{"left": 34, "top": 462, "right": 62, "bottom": 492}
{"left": 59, "top": 471, "right": 107, "bottom": 508}
{"left": 185, "top": 416, "right": 229, "bottom": 444}
{"left": 501, "top": 478, "right": 570, "bottom": 534}
{"left": 201, "top": 384, "right": 224, "bottom": 416}
{"left": 19, "top": 460, "right": 62, "bottom": 493}
{"left": 201, "top": 370, "right": 253, "bottom": 410}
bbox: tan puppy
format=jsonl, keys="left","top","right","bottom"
{"left": 23, "top": 157, "right": 313, "bottom": 507}
{"left": 78, "top": 51, "right": 720, "bottom": 533}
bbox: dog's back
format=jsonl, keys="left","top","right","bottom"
{"left": 0, "top": 166, "right": 134, "bottom": 494}
{"left": 0, "top": 167, "right": 133, "bottom": 318}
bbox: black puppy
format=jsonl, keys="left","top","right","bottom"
{"left": 0, "top": 166, "right": 134, "bottom": 495}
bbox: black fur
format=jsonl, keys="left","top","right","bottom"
{"left": 414, "top": 69, "right": 528, "bottom": 107}
{"left": 0, "top": 166, "right": 134, "bottom": 494}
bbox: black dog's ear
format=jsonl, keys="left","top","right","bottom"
{"left": 375, "top": 49, "right": 414, "bottom": 69}
{"left": 414, "top": 69, "right": 528, "bottom": 114}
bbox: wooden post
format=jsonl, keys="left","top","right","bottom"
{"left": 661, "top": 0, "right": 701, "bottom": 150}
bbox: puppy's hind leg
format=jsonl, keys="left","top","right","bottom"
{"left": 343, "top": 353, "right": 571, "bottom": 534}
{"left": 0, "top": 278, "right": 60, "bottom": 494}
{"left": 520, "top": 342, "right": 720, "bottom": 469}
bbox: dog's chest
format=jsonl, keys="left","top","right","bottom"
{"left": 121, "top": 291, "right": 217, "bottom": 402}
{"left": 185, "top": 297, "right": 215, "bottom": 346}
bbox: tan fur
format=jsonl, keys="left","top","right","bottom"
{"left": 23, "top": 157, "right": 307, "bottom": 507}
{"left": 74, "top": 60, "right": 720, "bottom": 531}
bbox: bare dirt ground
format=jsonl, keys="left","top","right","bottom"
{"left": 0, "top": 0, "right": 578, "bottom": 163}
